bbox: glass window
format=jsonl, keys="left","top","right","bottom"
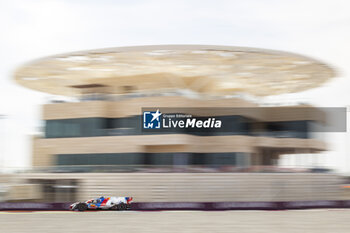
{"left": 56, "top": 153, "right": 241, "bottom": 169}
{"left": 56, "top": 153, "right": 144, "bottom": 166}
{"left": 265, "top": 120, "right": 309, "bottom": 138}
{"left": 45, "top": 117, "right": 310, "bottom": 138}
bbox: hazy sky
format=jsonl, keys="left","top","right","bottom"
{"left": 0, "top": 0, "right": 349, "bottom": 172}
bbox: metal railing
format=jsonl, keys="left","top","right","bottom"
{"left": 8, "top": 165, "right": 332, "bottom": 174}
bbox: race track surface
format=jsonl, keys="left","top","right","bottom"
{"left": 0, "top": 209, "right": 349, "bottom": 233}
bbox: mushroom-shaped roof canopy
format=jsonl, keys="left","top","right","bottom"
{"left": 14, "top": 45, "right": 336, "bottom": 97}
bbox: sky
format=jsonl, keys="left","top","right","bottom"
{"left": 0, "top": 0, "right": 349, "bottom": 172}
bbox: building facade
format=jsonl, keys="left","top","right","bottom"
{"left": 32, "top": 95, "right": 326, "bottom": 171}
{"left": 12, "top": 45, "right": 339, "bottom": 202}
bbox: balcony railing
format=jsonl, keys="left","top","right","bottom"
{"left": 13, "top": 165, "right": 332, "bottom": 174}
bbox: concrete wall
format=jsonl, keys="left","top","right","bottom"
{"left": 42, "top": 96, "right": 324, "bottom": 122}
{"left": 7, "top": 184, "right": 42, "bottom": 201}
{"left": 42, "top": 96, "right": 258, "bottom": 120}
{"left": 32, "top": 135, "right": 326, "bottom": 167}
{"left": 20, "top": 173, "right": 343, "bottom": 202}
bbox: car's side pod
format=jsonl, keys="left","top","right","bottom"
{"left": 126, "top": 197, "right": 133, "bottom": 204}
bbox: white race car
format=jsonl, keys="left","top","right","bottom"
{"left": 70, "top": 196, "right": 133, "bottom": 211}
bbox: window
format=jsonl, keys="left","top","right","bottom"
{"left": 56, "top": 153, "right": 143, "bottom": 166}
{"left": 56, "top": 153, "right": 240, "bottom": 166}
{"left": 265, "top": 120, "right": 309, "bottom": 138}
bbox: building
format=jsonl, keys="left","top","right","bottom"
{"left": 12, "top": 45, "right": 341, "bottom": 202}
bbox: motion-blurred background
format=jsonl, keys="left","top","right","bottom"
{"left": 0, "top": 1, "right": 350, "bottom": 232}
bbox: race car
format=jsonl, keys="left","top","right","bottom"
{"left": 70, "top": 196, "right": 133, "bottom": 211}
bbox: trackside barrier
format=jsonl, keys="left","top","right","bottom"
{"left": 0, "top": 201, "right": 348, "bottom": 211}
{"left": 0, "top": 202, "right": 70, "bottom": 211}
{"left": 132, "top": 201, "right": 343, "bottom": 210}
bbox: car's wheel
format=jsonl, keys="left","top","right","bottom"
{"left": 119, "top": 203, "right": 127, "bottom": 210}
{"left": 110, "top": 204, "right": 118, "bottom": 210}
{"left": 77, "top": 203, "right": 88, "bottom": 211}
{"left": 116, "top": 204, "right": 123, "bottom": 210}
{"left": 111, "top": 203, "right": 126, "bottom": 211}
